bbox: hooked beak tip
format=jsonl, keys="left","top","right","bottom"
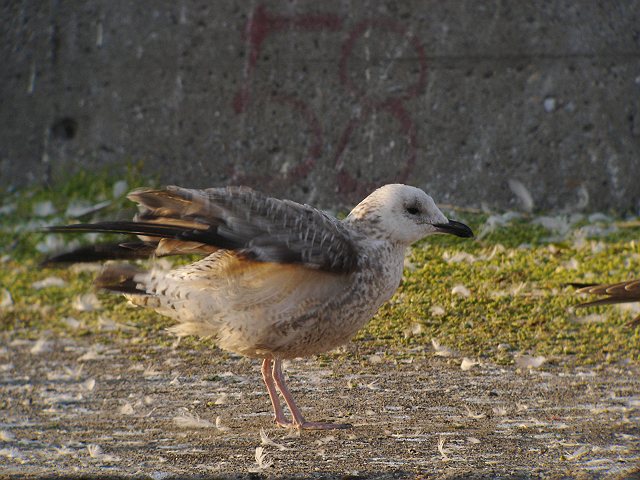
{"left": 433, "top": 219, "right": 474, "bottom": 238}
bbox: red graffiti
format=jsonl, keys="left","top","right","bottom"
{"left": 233, "top": 5, "right": 342, "bottom": 114}
{"left": 228, "top": 94, "right": 323, "bottom": 187}
{"left": 232, "top": 5, "right": 427, "bottom": 200}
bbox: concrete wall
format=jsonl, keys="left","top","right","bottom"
{"left": 2, "top": 1, "right": 640, "bottom": 212}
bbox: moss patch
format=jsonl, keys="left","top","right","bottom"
{"left": 1, "top": 174, "right": 639, "bottom": 365}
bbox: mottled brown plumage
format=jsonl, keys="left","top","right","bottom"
{"left": 573, "top": 280, "right": 640, "bottom": 325}
{"left": 46, "top": 184, "right": 473, "bottom": 429}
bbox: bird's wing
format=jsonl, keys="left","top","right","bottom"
{"left": 573, "top": 279, "right": 640, "bottom": 325}
{"left": 47, "top": 186, "right": 360, "bottom": 273}
{"left": 574, "top": 279, "right": 640, "bottom": 305}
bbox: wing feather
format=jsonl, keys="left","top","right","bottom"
{"left": 573, "top": 279, "right": 640, "bottom": 325}
{"left": 132, "top": 186, "right": 360, "bottom": 272}
{"left": 46, "top": 186, "right": 361, "bottom": 273}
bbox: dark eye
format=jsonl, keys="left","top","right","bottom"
{"left": 406, "top": 206, "right": 420, "bottom": 215}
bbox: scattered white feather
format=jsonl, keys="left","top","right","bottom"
{"left": 119, "top": 402, "right": 135, "bottom": 415}
{"left": 467, "top": 437, "right": 481, "bottom": 444}
{"left": 477, "top": 212, "right": 521, "bottom": 239}
{"left": 54, "top": 446, "right": 75, "bottom": 456}
{"left": 143, "top": 366, "right": 162, "bottom": 377}
{"left": 82, "top": 378, "right": 96, "bottom": 391}
{"left": 403, "top": 323, "right": 423, "bottom": 339}
{"left": 77, "top": 345, "right": 105, "bottom": 361}
{"left": 451, "top": 284, "right": 471, "bottom": 298}
{"left": 64, "top": 365, "right": 84, "bottom": 379}
{"left": 260, "top": 428, "right": 288, "bottom": 451}
{"left": 486, "top": 244, "right": 506, "bottom": 259}
{"left": 113, "top": 180, "right": 129, "bottom": 198}
{"left": 254, "top": 446, "right": 273, "bottom": 469}
{"left": 31, "top": 276, "right": 67, "bottom": 289}
{"left": 431, "top": 339, "right": 456, "bottom": 357}
{"left": 62, "top": 316, "right": 82, "bottom": 329}
{"left": 492, "top": 406, "right": 508, "bottom": 416}
{"left": 464, "top": 405, "right": 486, "bottom": 419}
{"left": 30, "top": 338, "right": 51, "bottom": 355}
{"left": 98, "top": 316, "right": 136, "bottom": 332}
{"left": 403, "top": 257, "right": 418, "bottom": 271}
{"left": 565, "top": 445, "right": 590, "bottom": 461}
{"left": 532, "top": 216, "right": 571, "bottom": 236}
{"left": 430, "top": 305, "right": 446, "bottom": 317}
{"left": 443, "top": 251, "right": 477, "bottom": 264}
{"left": 0, "top": 289, "right": 13, "bottom": 308}
{"left": 616, "top": 302, "right": 640, "bottom": 318}
{"left": 561, "top": 258, "right": 580, "bottom": 271}
{"left": 87, "top": 444, "right": 119, "bottom": 462}
{"left": 543, "top": 97, "right": 556, "bottom": 112}
{"left": 149, "top": 472, "right": 172, "bottom": 480}
{"left": 214, "top": 393, "right": 228, "bottom": 405}
{"left": 510, "top": 282, "right": 527, "bottom": 296}
{"left": 33, "top": 200, "right": 57, "bottom": 217}
{"left": 173, "top": 411, "right": 214, "bottom": 428}
{"left": 65, "top": 200, "right": 111, "bottom": 218}
{"left": 576, "top": 224, "right": 618, "bottom": 238}
{"left": 575, "top": 184, "right": 590, "bottom": 210}
{"left": 508, "top": 179, "right": 534, "bottom": 212}
{"left": 368, "top": 354, "right": 384, "bottom": 364}
{"left": 515, "top": 355, "right": 547, "bottom": 369}
{"left": 215, "top": 416, "right": 230, "bottom": 432}
{"left": 0, "top": 447, "right": 26, "bottom": 463}
{"left": 87, "top": 444, "right": 102, "bottom": 458}
{"left": 437, "top": 436, "right": 451, "bottom": 462}
{"left": 73, "top": 293, "right": 102, "bottom": 312}
{"left": 572, "top": 313, "right": 607, "bottom": 324}
{"left": 0, "top": 203, "right": 16, "bottom": 215}
{"left": 588, "top": 212, "right": 612, "bottom": 223}
{"left": 460, "top": 357, "right": 479, "bottom": 371}
{"left": 315, "top": 435, "right": 336, "bottom": 445}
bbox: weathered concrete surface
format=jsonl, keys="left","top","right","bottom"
{"left": 1, "top": 332, "right": 639, "bottom": 479}
{"left": 2, "top": 1, "right": 640, "bottom": 213}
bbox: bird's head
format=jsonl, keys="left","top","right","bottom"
{"left": 346, "top": 184, "right": 474, "bottom": 245}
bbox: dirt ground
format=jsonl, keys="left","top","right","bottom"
{"left": 1, "top": 330, "right": 639, "bottom": 479}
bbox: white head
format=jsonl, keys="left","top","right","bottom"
{"left": 346, "top": 184, "right": 473, "bottom": 245}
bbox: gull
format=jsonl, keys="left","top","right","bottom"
{"left": 46, "top": 184, "right": 473, "bottom": 429}
{"left": 572, "top": 280, "right": 640, "bottom": 326}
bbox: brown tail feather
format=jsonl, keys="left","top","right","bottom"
{"left": 95, "top": 264, "right": 147, "bottom": 295}
{"left": 41, "top": 242, "right": 156, "bottom": 266}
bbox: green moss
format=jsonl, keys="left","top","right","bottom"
{"left": 2, "top": 173, "right": 639, "bottom": 365}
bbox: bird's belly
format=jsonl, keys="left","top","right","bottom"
{"left": 217, "top": 270, "right": 401, "bottom": 359}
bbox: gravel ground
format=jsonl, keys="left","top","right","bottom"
{"left": 1, "top": 331, "right": 639, "bottom": 479}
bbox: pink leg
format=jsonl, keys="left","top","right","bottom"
{"left": 271, "top": 358, "right": 351, "bottom": 430}
{"left": 260, "top": 358, "right": 291, "bottom": 427}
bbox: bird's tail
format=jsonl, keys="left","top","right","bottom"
{"left": 41, "top": 241, "right": 156, "bottom": 266}
{"left": 94, "top": 264, "right": 147, "bottom": 295}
